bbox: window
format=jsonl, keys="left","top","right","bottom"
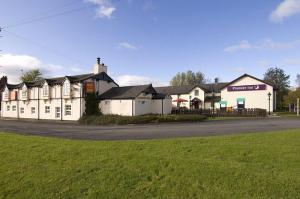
{"left": 194, "top": 90, "right": 199, "bottom": 96}
{"left": 4, "top": 91, "right": 9, "bottom": 100}
{"left": 65, "top": 105, "right": 71, "bottom": 116}
{"left": 12, "top": 106, "right": 16, "bottom": 111}
{"left": 22, "top": 88, "right": 27, "bottom": 99}
{"left": 7, "top": 106, "right": 10, "bottom": 111}
{"left": 31, "top": 107, "right": 36, "bottom": 114}
{"left": 20, "top": 107, "right": 24, "bottom": 114}
{"left": 63, "top": 82, "right": 71, "bottom": 96}
{"left": 55, "top": 107, "right": 61, "bottom": 118}
{"left": 43, "top": 85, "right": 49, "bottom": 96}
{"left": 105, "top": 101, "right": 110, "bottom": 105}
{"left": 45, "top": 106, "right": 50, "bottom": 114}
{"left": 140, "top": 101, "right": 145, "bottom": 104}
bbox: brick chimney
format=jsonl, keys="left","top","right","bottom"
{"left": 0, "top": 76, "right": 7, "bottom": 90}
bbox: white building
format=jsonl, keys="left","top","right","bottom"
{"left": 0, "top": 59, "right": 172, "bottom": 120}
{"left": 155, "top": 74, "right": 276, "bottom": 112}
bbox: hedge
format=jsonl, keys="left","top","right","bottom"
{"left": 79, "top": 114, "right": 207, "bottom": 125}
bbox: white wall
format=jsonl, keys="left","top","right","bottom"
{"left": 221, "top": 76, "right": 273, "bottom": 111}
{"left": 99, "top": 99, "right": 134, "bottom": 116}
{"left": 170, "top": 87, "right": 205, "bottom": 109}
{"left": 151, "top": 98, "right": 172, "bottom": 114}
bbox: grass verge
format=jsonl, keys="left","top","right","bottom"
{"left": 0, "top": 130, "right": 300, "bottom": 198}
{"left": 79, "top": 114, "right": 207, "bottom": 125}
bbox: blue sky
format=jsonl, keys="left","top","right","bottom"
{"left": 0, "top": 0, "right": 300, "bottom": 86}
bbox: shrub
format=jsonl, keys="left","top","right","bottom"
{"left": 79, "top": 114, "right": 207, "bottom": 125}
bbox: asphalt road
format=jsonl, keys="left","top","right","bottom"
{"left": 0, "top": 118, "right": 300, "bottom": 140}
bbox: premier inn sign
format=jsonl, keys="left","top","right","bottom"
{"left": 227, "top": 84, "right": 267, "bottom": 92}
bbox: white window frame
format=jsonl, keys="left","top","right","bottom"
{"left": 12, "top": 105, "right": 16, "bottom": 111}
{"left": 20, "top": 107, "right": 24, "bottom": 114}
{"left": 4, "top": 90, "right": 9, "bottom": 100}
{"left": 7, "top": 106, "right": 10, "bottom": 111}
{"left": 31, "top": 107, "right": 36, "bottom": 114}
{"left": 22, "top": 87, "right": 27, "bottom": 99}
{"left": 63, "top": 82, "right": 71, "bottom": 96}
{"left": 194, "top": 90, "right": 199, "bottom": 96}
{"left": 65, "top": 105, "right": 71, "bottom": 116}
{"left": 45, "top": 106, "right": 50, "bottom": 114}
{"left": 43, "top": 85, "right": 49, "bottom": 96}
{"left": 55, "top": 107, "right": 61, "bottom": 118}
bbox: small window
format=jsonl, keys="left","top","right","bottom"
{"left": 194, "top": 90, "right": 199, "bottom": 96}
{"left": 65, "top": 105, "right": 71, "bottom": 116}
{"left": 4, "top": 91, "right": 9, "bottom": 99}
{"left": 20, "top": 107, "right": 24, "bottom": 114}
{"left": 31, "top": 107, "right": 36, "bottom": 114}
{"left": 45, "top": 106, "right": 50, "bottom": 113}
{"left": 22, "top": 88, "right": 27, "bottom": 98}
{"left": 141, "top": 101, "right": 145, "bottom": 104}
{"left": 7, "top": 106, "right": 10, "bottom": 111}
{"left": 43, "top": 85, "right": 49, "bottom": 96}
{"left": 105, "top": 101, "right": 110, "bottom": 105}
{"left": 12, "top": 106, "right": 16, "bottom": 111}
{"left": 55, "top": 107, "right": 61, "bottom": 118}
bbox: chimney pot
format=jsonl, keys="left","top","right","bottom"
{"left": 97, "top": 57, "right": 100, "bottom": 65}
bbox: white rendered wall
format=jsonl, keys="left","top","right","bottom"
{"left": 221, "top": 76, "right": 273, "bottom": 111}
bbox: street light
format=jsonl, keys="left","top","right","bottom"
{"left": 268, "top": 92, "right": 271, "bottom": 116}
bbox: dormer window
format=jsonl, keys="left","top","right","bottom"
{"left": 63, "top": 82, "right": 71, "bottom": 96}
{"left": 43, "top": 85, "right": 49, "bottom": 96}
{"left": 22, "top": 87, "right": 27, "bottom": 99}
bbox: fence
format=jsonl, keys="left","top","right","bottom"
{"left": 171, "top": 108, "right": 267, "bottom": 117}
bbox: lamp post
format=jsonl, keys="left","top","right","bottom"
{"left": 268, "top": 92, "right": 271, "bottom": 116}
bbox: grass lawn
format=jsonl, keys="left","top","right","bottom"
{"left": 0, "top": 130, "right": 300, "bottom": 199}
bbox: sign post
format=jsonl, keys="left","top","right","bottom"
{"left": 297, "top": 98, "right": 299, "bottom": 117}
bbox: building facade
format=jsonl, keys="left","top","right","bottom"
{"left": 0, "top": 59, "right": 172, "bottom": 120}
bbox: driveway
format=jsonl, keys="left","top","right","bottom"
{"left": 0, "top": 118, "right": 299, "bottom": 140}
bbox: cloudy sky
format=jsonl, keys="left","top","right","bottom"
{"left": 0, "top": 0, "right": 300, "bottom": 86}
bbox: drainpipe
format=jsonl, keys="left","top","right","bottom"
{"left": 38, "top": 88, "right": 40, "bottom": 120}
{"left": 132, "top": 99, "right": 134, "bottom": 116}
{"left": 17, "top": 92, "right": 19, "bottom": 119}
{"left": 161, "top": 99, "right": 164, "bottom": 115}
{"left": 60, "top": 85, "right": 63, "bottom": 121}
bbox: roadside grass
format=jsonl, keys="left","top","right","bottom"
{"left": 0, "top": 130, "right": 300, "bottom": 199}
{"left": 276, "top": 112, "right": 300, "bottom": 118}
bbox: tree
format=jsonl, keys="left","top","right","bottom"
{"left": 296, "top": 74, "right": 300, "bottom": 88}
{"left": 20, "top": 69, "right": 43, "bottom": 82}
{"left": 264, "top": 67, "right": 290, "bottom": 110}
{"left": 283, "top": 88, "right": 300, "bottom": 111}
{"left": 170, "top": 70, "right": 206, "bottom": 86}
{"left": 84, "top": 93, "right": 101, "bottom": 116}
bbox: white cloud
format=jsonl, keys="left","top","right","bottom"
{"left": 118, "top": 42, "right": 139, "bottom": 50}
{"left": 224, "top": 38, "right": 300, "bottom": 53}
{"left": 0, "top": 53, "right": 86, "bottom": 84}
{"left": 115, "top": 75, "right": 167, "bottom": 87}
{"left": 223, "top": 40, "right": 254, "bottom": 53}
{"left": 85, "top": 0, "right": 116, "bottom": 18}
{"left": 270, "top": 0, "right": 300, "bottom": 22}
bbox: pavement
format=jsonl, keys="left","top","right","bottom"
{"left": 0, "top": 117, "right": 300, "bottom": 140}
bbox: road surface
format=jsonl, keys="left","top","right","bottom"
{"left": 0, "top": 118, "right": 299, "bottom": 140}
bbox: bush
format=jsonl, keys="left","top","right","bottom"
{"left": 79, "top": 114, "right": 207, "bottom": 125}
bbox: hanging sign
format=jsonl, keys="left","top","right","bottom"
{"left": 85, "top": 82, "right": 95, "bottom": 93}
{"left": 227, "top": 84, "right": 266, "bottom": 92}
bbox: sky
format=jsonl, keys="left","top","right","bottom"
{"left": 0, "top": 0, "right": 300, "bottom": 86}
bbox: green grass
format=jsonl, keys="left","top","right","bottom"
{"left": 276, "top": 112, "right": 300, "bottom": 118}
{"left": 0, "top": 130, "right": 300, "bottom": 199}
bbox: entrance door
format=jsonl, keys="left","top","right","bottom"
{"left": 194, "top": 101, "right": 199, "bottom": 109}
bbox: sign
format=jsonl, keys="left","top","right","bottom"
{"left": 85, "top": 82, "right": 95, "bottom": 93}
{"left": 227, "top": 84, "right": 266, "bottom": 92}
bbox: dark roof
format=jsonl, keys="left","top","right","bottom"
{"left": 218, "top": 74, "right": 275, "bottom": 90}
{"left": 155, "top": 83, "right": 229, "bottom": 95}
{"left": 99, "top": 84, "right": 157, "bottom": 99}
{"left": 201, "top": 82, "right": 229, "bottom": 93}
{"left": 155, "top": 85, "right": 203, "bottom": 95}
{"left": 4, "top": 72, "right": 118, "bottom": 89}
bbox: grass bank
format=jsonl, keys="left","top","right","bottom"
{"left": 0, "top": 130, "right": 300, "bottom": 198}
{"left": 79, "top": 114, "right": 207, "bottom": 125}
